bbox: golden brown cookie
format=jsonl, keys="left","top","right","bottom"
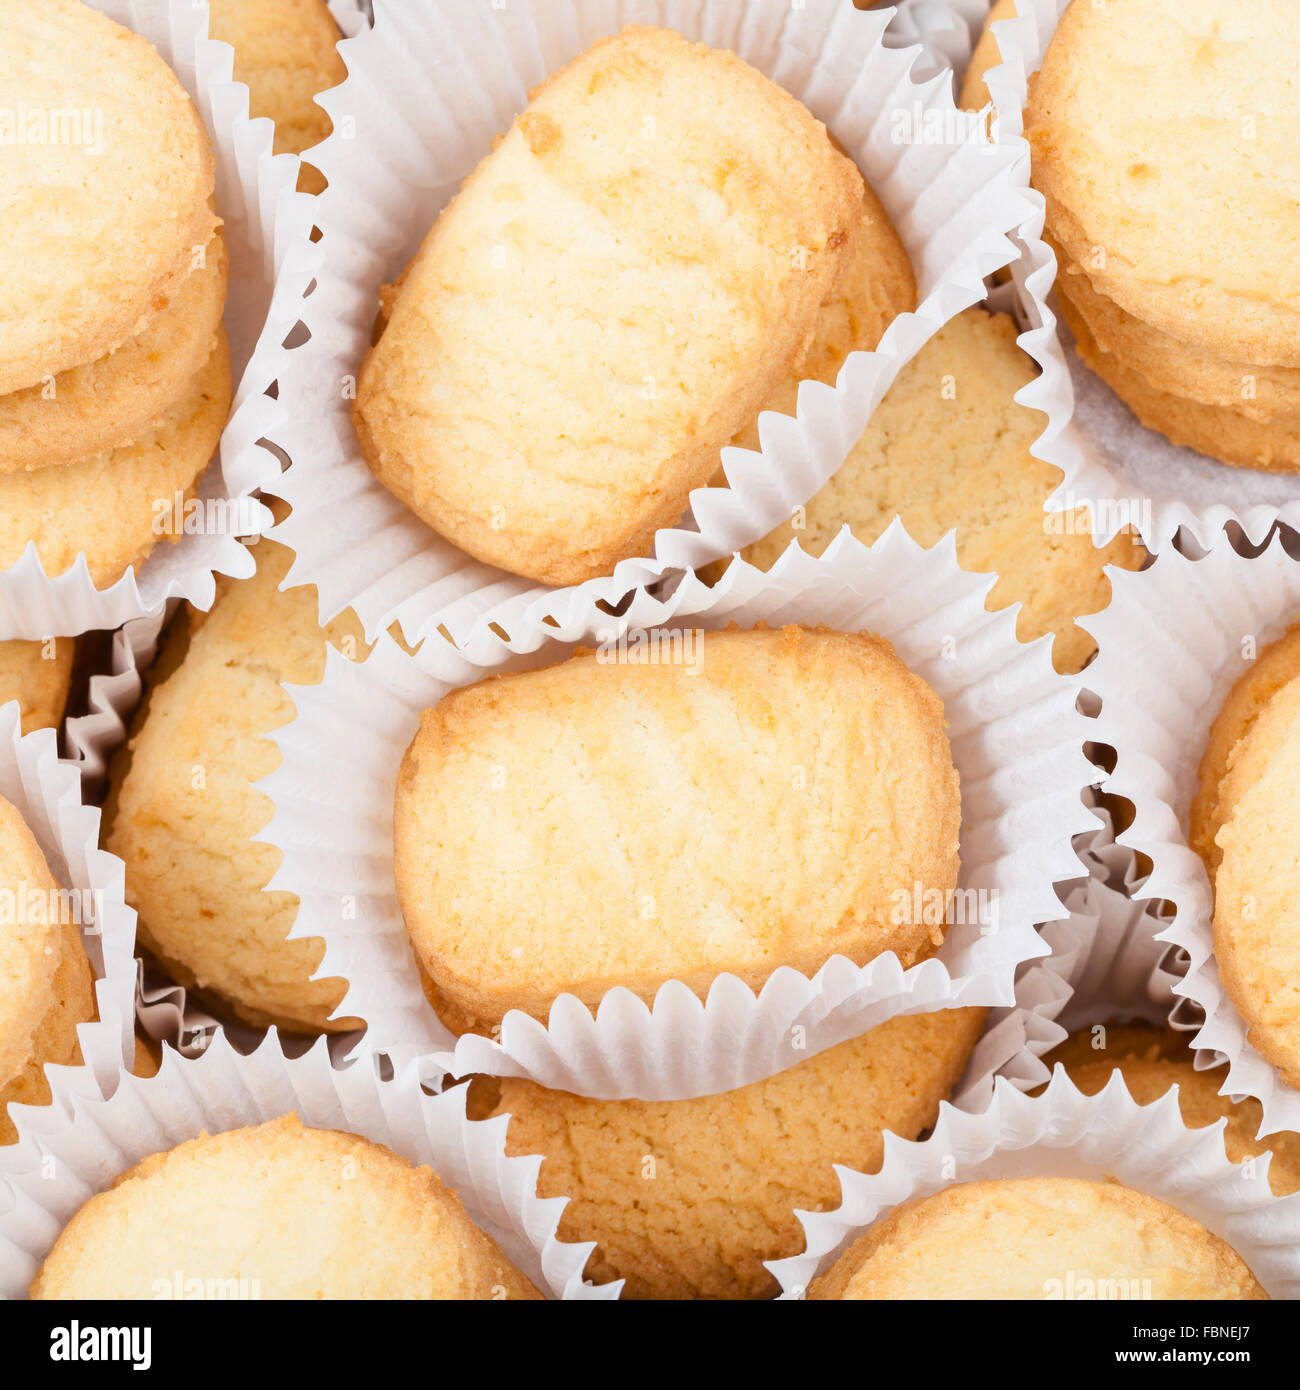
{"left": 1056, "top": 251, "right": 1300, "bottom": 425}
{"left": 396, "top": 625, "right": 960, "bottom": 1035}
{"left": 30, "top": 1114, "right": 542, "bottom": 1299}
{"left": 0, "top": 795, "right": 96, "bottom": 1145}
{"left": 0, "top": 233, "right": 228, "bottom": 475}
{"left": 1191, "top": 623, "right": 1300, "bottom": 884}
{"left": 0, "top": 331, "right": 232, "bottom": 585}
{"left": 473, "top": 1007, "right": 986, "bottom": 1299}
{"left": 1027, "top": 0, "right": 1300, "bottom": 368}
{"left": 208, "top": 0, "right": 346, "bottom": 196}
{"left": 807, "top": 1177, "right": 1267, "bottom": 1300}
{"left": 1064, "top": 308, "right": 1300, "bottom": 473}
{"left": 0, "top": 0, "right": 218, "bottom": 394}
{"left": 106, "top": 520, "right": 367, "bottom": 1034}
{"left": 355, "top": 26, "right": 892, "bottom": 586}
{"left": 0, "top": 638, "right": 75, "bottom": 735}
{"left": 1050, "top": 1023, "right": 1300, "bottom": 1197}
{"left": 1211, "top": 688, "right": 1300, "bottom": 1091}
{"left": 718, "top": 309, "right": 1146, "bottom": 674}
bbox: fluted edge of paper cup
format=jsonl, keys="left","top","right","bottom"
{"left": 259, "top": 522, "right": 1097, "bottom": 1100}
{"left": 0, "top": 1031, "right": 614, "bottom": 1300}
{"left": 966, "top": 0, "right": 1300, "bottom": 553}
{"left": 269, "top": 0, "right": 1038, "bottom": 654}
{"left": 0, "top": 0, "right": 317, "bottom": 641}
{"left": 952, "top": 803, "right": 1184, "bottom": 1108}
{"left": 0, "top": 706, "right": 137, "bottom": 1141}
{"left": 769, "top": 1073, "right": 1300, "bottom": 1298}
{"left": 884, "top": 0, "right": 988, "bottom": 83}
{"left": 1084, "top": 533, "right": 1300, "bottom": 1137}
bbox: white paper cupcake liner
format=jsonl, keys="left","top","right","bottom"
{"left": 884, "top": 0, "right": 987, "bottom": 84}
{"left": 0, "top": 704, "right": 136, "bottom": 1141}
{"left": 953, "top": 803, "right": 1184, "bottom": 1107}
{"left": 943, "top": 0, "right": 1300, "bottom": 551}
{"left": 770, "top": 1072, "right": 1300, "bottom": 1298}
{"left": 0, "top": 1032, "right": 614, "bottom": 1300}
{"left": 271, "top": 0, "right": 1037, "bottom": 650}
{"left": 63, "top": 611, "right": 170, "bottom": 791}
{"left": 260, "top": 523, "right": 1095, "bottom": 1100}
{"left": 1084, "top": 532, "right": 1300, "bottom": 1136}
{"left": 0, "top": 0, "right": 323, "bottom": 641}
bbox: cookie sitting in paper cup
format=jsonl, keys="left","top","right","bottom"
{"left": 353, "top": 24, "right": 914, "bottom": 587}
{"left": 394, "top": 625, "right": 959, "bottom": 1036}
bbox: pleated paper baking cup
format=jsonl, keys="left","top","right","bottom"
{"left": 951, "top": 0, "right": 1300, "bottom": 551}
{"left": 64, "top": 611, "right": 169, "bottom": 792}
{"left": 953, "top": 804, "right": 1183, "bottom": 1108}
{"left": 1085, "top": 533, "right": 1300, "bottom": 1136}
{"left": 0, "top": 703, "right": 136, "bottom": 1140}
{"left": 0, "top": 1033, "right": 614, "bottom": 1300}
{"left": 884, "top": 0, "right": 987, "bottom": 84}
{"left": 0, "top": 0, "right": 321, "bottom": 641}
{"left": 767, "top": 1073, "right": 1300, "bottom": 1289}
{"left": 261, "top": 523, "right": 1095, "bottom": 1100}
{"left": 271, "top": 0, "right": 1036, "bottom": 650}
{"left": 769, "top": 1073, "right": 1300, "bottom": 1298}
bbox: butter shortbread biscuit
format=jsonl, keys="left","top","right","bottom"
{"left": 355, "top": 26, "right": 888, "bottom": 586}
{"left": 0, "top": 0, "right": 217, "bottom": 393}
{"left": 0, "top": 796, "right": 96, "bottom": 1145}
{"left": 718, "top": 309, "right": 1145, "bottom": 674}
{"left": 0, "top": 233, "right": 227, "bottom": 474}
{"left": 106, "top": 523, "right": 366, "bottom": 1034}
{"left": 807, "top": 1177, "right": 1267, "bottom": 1300}
{"left": 0, "top": 331, "right": 231, "bottom": 586}
{"left": 473, "top": 1008, "right": 986, "bottom": 1299}
{"left": 0, "top": 639, "right": 75, "bottom": 735}
{"left": 1026, "top": 0, "right": 1300, "bottom": 368}
{"left": 395, "top": 625, "right": 960, "bottom": 1035}
{"left": 30, "top": 1114, "right": 542, "bottom": 1299}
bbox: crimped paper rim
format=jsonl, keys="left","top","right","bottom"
{"left": 1084, "top": 531, "right": 1300, "bottom": 1137}
{"left": 769, "top": 1072, "right": 1300, "bottom": 1298}
{"left": 0, "top": 1031, "right": 615, "bottom": 1300}
{"left": 0, "top": 705, "right": 137, "bottom": 1143}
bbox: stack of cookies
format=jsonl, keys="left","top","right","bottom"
{"left": 1023, "top": 0, "right": 1300, "bottom": 473}
{"left": 0, "top": 0, "right": 231, "bottom": 587}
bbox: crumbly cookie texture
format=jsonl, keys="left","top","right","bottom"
{"left": 0, "top": 330, "right": 232, "bottom": 586}
{"left": 0, "top": 638, "right": 75, "bottom": 735}
{"left": 807, "top": 1177, "right": 1267, "bottom": 1300}
{"left": 1191, "top": 623, "right": 1300, "bottom": 884}
{"left": 1064, "top": 308, "right": 1300, "bottom": 473}
{"left": 0, "top": 796, "right": 95, "bottom": 1146}
{"left": 720, "top": 309, "right": 1146, "bottom": 674}
{"left": 1050, "top": 1023, "right": 1300, "bottom": 1198}
{"left": 106, "top": 524, "right": 367, "bottom": 1034}
{"left": 1211, "top": 680, "right": 1300, "bottom": 1091}
{"left": 396, "top": 625, "right": 960, "bottom": 1035}
{"left": 0, "top": 233, "right": 228, "bottom": 475}
{"left": 207, "top": 0, "right": 345, "bottom": 196}
{"left": 474, "top": 1008, "right": 986, "bottom": 1299}
{"left": 30, "top": 1114, "right": 543, "bottom": 1299}
{"left": 356, "top": 25, "right": 887, "bottom": 586}
{"left": 1055, "top": 249, "right": 1300, "bottom": 423}
{"left": 958, "top": 0, "right": 1015, "bottom": 112}
{"left": 1027, "top": 0, "right": 1300, "bottom": 367}
{"left": 0, "top": 0, "right": 217, "bottom": 394}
